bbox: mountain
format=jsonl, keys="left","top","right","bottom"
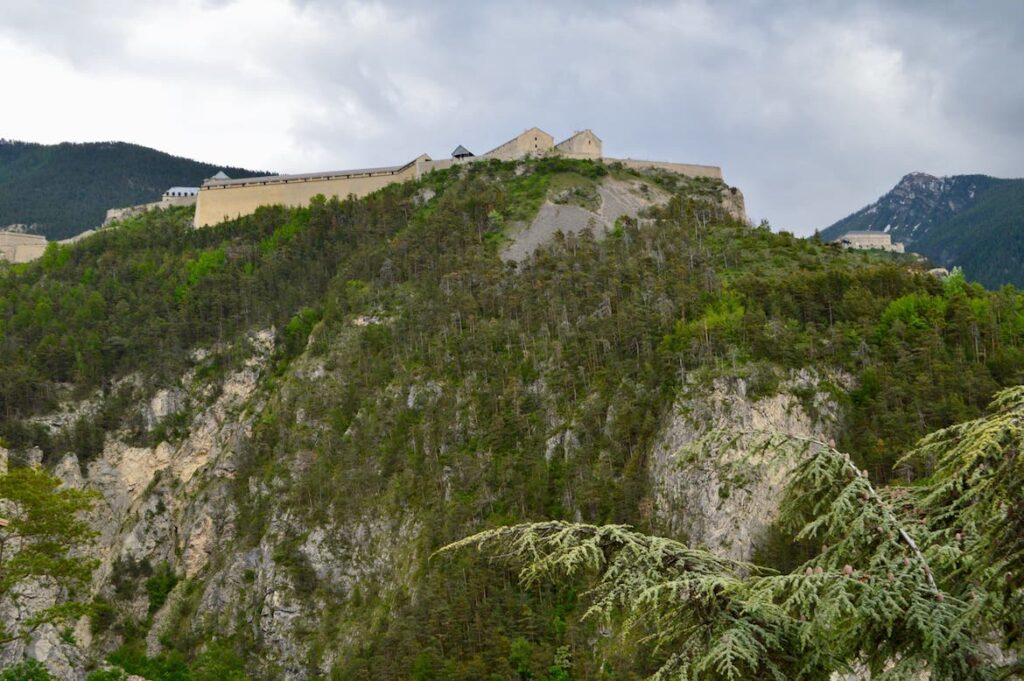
{"left": 819, "top": 172, "right": 1024, "bottom": 288}
{"left": 0, "top": 139, "right": 268, "bottom": 239}
{"left": 2, "top": 159, "right": 1024, "bottom": 679}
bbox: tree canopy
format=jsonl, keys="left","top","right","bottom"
{"left": 445, "top": 386, "right": 1024, "bottom": 679}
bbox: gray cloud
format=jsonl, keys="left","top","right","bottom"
{"left": 1, "top": 0, "right": 1021, "bottom": 234}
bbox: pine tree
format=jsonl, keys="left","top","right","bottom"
{"left": 442, "top": 386, "right": 1024, "bottom": 679}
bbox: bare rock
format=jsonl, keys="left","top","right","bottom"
{"left": 649, "top": 370, "right": 841, "bottom": 561}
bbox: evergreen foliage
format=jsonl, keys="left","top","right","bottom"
{"left": 446, "top": 387, "right": 1024, "bottom": 678}
{"left": 0, "top": 468, "right": 99, "bottom": 645}
{"left": 0, "top": 660, "right": 52, "bottom": 680}
{"left": 2, "top": 157, "right": 1024, "bottom": 677}
{"left": 0, "top": 139, "right": 266, "bottom": 240}
{"left": 820, "top": 173, "right": 1024, "bottom": 289}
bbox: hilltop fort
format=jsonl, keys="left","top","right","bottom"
{"left": 193, "top": 127, "right": 726, "bottom": 227}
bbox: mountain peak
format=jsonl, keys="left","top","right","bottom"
{"left": 898, "top": 171, "right": 938, "bottom": 184}
{"left": 819, "top": 172, "right": 1024, "bottom": 288}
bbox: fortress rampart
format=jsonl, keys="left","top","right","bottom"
{"left": 105, "top": 187, "right": 200, "bottom": 225}
{"left": 605, "top": 158, "right": 723, "bottom": 180}
{"left": 194, "top": 158, "right": 424, "bottom": 227}
{"left": 0, "top": 231, "right": 47, "bottom": 264}
{"left": 193, "top": 128, "right": 727, "bottom": 228}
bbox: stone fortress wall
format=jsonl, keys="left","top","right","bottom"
{"left": 836, "top": 231, "right": 905, "bottom": 253}
{"left": 193, "top": 128, "right": 729, "bottom": 228}
{"left": 104, "top": 187, "right": 201, "bottom": 226}
{"left": 194, "top": 158, "right": 425, "bottom": 228}
{"left": 554, "top": 129, "right": 602, "bottom": 159}
{"left": 0, "top": 231, "right": 47, "bottom": 263}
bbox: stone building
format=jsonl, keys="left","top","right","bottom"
{"left": 0, "top": 231, "right": 47, "bottom": 263}
{"left": 837, "top": 231, "right": 905, "bottom": 253}
{"left": 105, "top": 183, "right": 205, "bottom": 225}
{"left": 481, "top": 127, "right": 555, "bottom": 161}
{"left": 162, "top": 186, "right": 200, "bottom": 206}
{"left": 554, "top": 129, "right": 602, "bottom": 159}
{"left": 192, "top": 128, "right": 728, "bottom": 228}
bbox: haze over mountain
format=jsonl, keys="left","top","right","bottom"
{"left": 820, "top": 172, "right": 1024, "bottom": 289}
{"left": 0, "top": 140, "right": 267, "bottom": 240}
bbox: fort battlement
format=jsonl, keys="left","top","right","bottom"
{"left": 193, "top": 128, "right": 726, "bottom": 228}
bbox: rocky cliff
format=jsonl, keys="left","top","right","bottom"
{"left": 3, "top": 353, "right": 839, "bottom": 679}
{"left": 2, "top": 156, "right": 1020, "bottom": 679}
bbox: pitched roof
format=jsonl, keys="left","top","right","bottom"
{"left": 210, "top": 171, "right": 231, "bottom": 180}
{"left": 452, "top": 145, "right": 474, "bottom": 158}
{"left": 561, "top": 129, "right": 602, "bottom": 143}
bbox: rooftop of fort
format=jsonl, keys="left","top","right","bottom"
{"left": 201, "top": 160, "right": 419, "bottom": 189}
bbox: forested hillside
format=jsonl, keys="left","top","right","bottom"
{"left": 0, "top": 140, "right": 266, "bottom": 239}
{"left": 1, "top": 158, "right": 1023, "bottom": 679}
{"left": 820, "top": 172, "right": 1024, "bottom": 289}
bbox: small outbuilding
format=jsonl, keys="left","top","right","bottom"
{"left": 451, "top": 145, "right": 474, "bottom": 159}
{"left": 163, "top": 187, "right": 199, "bottom": 198}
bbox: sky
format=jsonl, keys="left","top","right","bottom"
{"left": 1, "top": 0, "right": 1022, "bottom": 235}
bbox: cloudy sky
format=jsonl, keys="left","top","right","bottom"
{"left": 2, "top": 0, "right": 1022, "bottom": 234}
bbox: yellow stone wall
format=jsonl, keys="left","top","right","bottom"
{"left": 0, "top": 232, "right": 48, "bottom": 264}
{"left": 605, "top": 157, "right": 723, "bottom": 180}
{"left": 194, "top": 163, "right": 420, "bottom": 228}
{"left": 191, "top": 130, "right": 728, "bottom": 229}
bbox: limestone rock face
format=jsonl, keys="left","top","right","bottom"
{"left": 0, "top": 331, "right": 276, "bottom": 679}
{"left": 3, "top": 326, "right": 842, "bottom": 679}
{"left": 0, "top": 581, "right": 84, "bottom": 681}
{"left": 144, "top": 388, "right": 186, "bottom": 429}
{"left": 648, "top": 370, "right": 842, "bottom": 561}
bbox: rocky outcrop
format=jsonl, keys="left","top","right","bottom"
{"left": 5, "top": 334, "right": 842, "bottom": 679}
{"left": 0, "top": 330, "right": 276, "bottom": 679}
{"left": 648, "top": 369, "right": 842, "bottom": 561}
{"left": 502, "top": 178, "right": 670, "bottom": 262}
{"left": 0, "top": 582, "right": 84, "bottom": 680}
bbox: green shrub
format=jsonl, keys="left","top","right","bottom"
{"left": 0, "top": 661, "right": 53, "bottom": 681}
{"left": 85, "top": 670, "right": 127, "bottom": 681}
{"left": 145, "top": 563, "right": 179, "bottom": 615}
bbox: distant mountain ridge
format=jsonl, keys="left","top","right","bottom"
{"left": 0, "top": 140, "right": 269, "bottom": 239}
{"left": 819, "top": 172, "right": 1024, "bottom": 289}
